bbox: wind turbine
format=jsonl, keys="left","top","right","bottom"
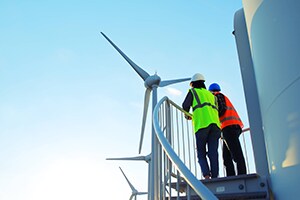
{"left": 101, "top": 32, "right": 190, "bottom": 199}
{"left": 107, "top": 154, "right": 151, "bottom": 194}
{"left": 100, "top": 32, "right": 190, "bottom": 154}
{"left": 119, "top": 166, "right": 148, "bottom": 200}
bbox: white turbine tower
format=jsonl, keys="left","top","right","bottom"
{"left": 101, "top": 32, "right": 190, "bottom": 199}
{"left": 119, "top": 167, "right": 148, "bottom": 200}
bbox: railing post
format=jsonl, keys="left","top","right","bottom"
{"left": 165, "top": 100, "right": 172, "bottom": 200}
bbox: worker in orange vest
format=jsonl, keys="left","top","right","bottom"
{"left": 209, "top": 83, "right": 246, "bottom": 176}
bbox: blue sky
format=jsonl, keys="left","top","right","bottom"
{"left": 0, "top": 1, "right": 249, "bottom": 199}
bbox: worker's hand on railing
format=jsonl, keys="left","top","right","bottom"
{"left": 184, "top": 114, "right": 192, "bottom": 120}
{"left": 242, "top": 127, "right": 250, "bottom": 133}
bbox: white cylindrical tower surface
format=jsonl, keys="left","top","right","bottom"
{"left": 242, "top": 0, "right": 300, "bottom": 199}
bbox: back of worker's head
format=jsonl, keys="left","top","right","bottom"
{"left": 190, "top": 73, "right": 206, "bottom": 89}
{"left": 208, "top": 83, "right": 221, "bottom": 92}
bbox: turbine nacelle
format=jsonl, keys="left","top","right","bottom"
{"left": 144, "top": 74, "right": 161, "bottom": 89}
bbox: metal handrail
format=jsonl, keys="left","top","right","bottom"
{"left": 153, "top": 96, "right": 255, "bottom": 199}
{"left": 153, "top": 96, "right": 217, "bottom": 200}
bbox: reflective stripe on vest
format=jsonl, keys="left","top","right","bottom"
{"left": 218, "top": 93, "right": 244, "bottom": 129}
{"left": 191, "top": 89, "right": 218, "bottom": 111}
{"left": 190, "top": 88, "right": 220, "bottom": 132}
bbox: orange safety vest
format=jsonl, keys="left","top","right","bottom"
{"left": 216, "top": 92, "right": 244, "bottom": 129}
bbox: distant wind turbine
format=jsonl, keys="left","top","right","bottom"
{"left": 106, "top": 154, "right": 151, "bottom": 196}
{"left": 119, "top": 167, "right": 148, "bottom": 200}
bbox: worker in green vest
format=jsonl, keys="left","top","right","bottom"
{"left": 182, "top": 73, "right": 221, "bottom": 179}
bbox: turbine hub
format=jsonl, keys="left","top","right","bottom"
{"left": 144, "top": 74, "right": 161, "bottom": 89}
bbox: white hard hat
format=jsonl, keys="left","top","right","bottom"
{"left": 191, "top": 73, "right": 205, "bottom": 82}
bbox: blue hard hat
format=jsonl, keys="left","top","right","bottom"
{"left": 209, "top": 83, "right": 221, "bottom": 91}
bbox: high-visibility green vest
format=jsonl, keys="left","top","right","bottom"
{"left": 190, "top": 88, "right": 220, "bottom": 132}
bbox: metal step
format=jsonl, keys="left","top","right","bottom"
{"left": 168, "top": 173, "right": 270, "bottom": 200}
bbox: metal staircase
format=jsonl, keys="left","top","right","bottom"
{"left": 153, "top": 96, "right": 270, "bottom": 199}
{"left": 168, "top": 174, "right": 269, "bottom": 200}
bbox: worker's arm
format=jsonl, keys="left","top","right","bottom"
{"left": 216, "top": 93, "right": 226, "bottom": 117}
{"left": 182, "top": 91, "right": 193, "bottom": 119}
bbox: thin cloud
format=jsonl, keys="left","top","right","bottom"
{"left": 165, "top": 87, "right": 182, "bottom": 96}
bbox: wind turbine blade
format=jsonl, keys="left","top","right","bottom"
{"left": 100, "top": 32, "right": 150, "bottom": 80}
{"left": 106, "top": 156, "right": 146, "bottom": 161}
{"left": 119, "top": 167, "right": 136, "bottom": 191}
{"left": 137, "top": 192, "right": 148, "bottom": 195}
{"left": 159, "top": 77, "right": 191, "bottom": 87}
{"left": 139, "top": 88, "right": 151, "bottom": 154}
{"left": 129, "top": 194, "right": 134, "bottom": 200}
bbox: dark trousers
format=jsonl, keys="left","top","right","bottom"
{"left": 222, "top": 125, "right": 246, "bottom": 176}
{"left": 195, "top": 124, "right": 221, "bottom": 178}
